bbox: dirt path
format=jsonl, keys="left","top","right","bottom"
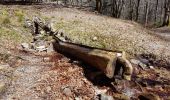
{"left": 1, "top": 51, "right": 95, "bottom": 100}
{"left": 152, "top": 27, "right": 170, "bottom": 41}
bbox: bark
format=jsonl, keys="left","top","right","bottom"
{"left": 96, "top": 0, "right": 102, "bottom": 13}
{"left": 135, "top": 0, "right": 140, "bottom": 21}
{"left": 162, "top": 0, "right": 170, "bottom": 26}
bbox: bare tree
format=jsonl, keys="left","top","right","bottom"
{"left": 162, "top": 0, "right": 170, "bottom": 26}
{"left": 95, "top": 0, "right": 102, "bottom": 13}
{"left": 112, "top": 0, "right": 125, "bottom": 18}
{"left": 135, "top": 0, "right": 140, "bottom": 21}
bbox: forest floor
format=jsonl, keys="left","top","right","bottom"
{"left": 152, "top": 27, "right": 170, "bottom": 41}
{"left": 0, "top": 4, "right": 170, "bottom": 100}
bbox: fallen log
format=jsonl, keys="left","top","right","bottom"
{"left": 52, "top": 37, "right": 133, "bottom": 80}
{"left": 33, "top": 17, "right": 133, "bottom": 80}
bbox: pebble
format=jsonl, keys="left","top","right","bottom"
{"left": 130, "top": 59, "right": 140, "bottom": 65}
{"left": 62, "top": 87, "right": 72, "bottom": 96}
{"left": 43, "top": 57, "right": 50, "bottom": 62}
{"left": 46, "top": 86, "right": 51, "bottom": 93}
{"left": 75, "top": 97, "right": 82, "bottom": 100}
{"left": 36, "top": 46, "right": 46, "bottom": 52}
{"left": 138, "top": 62, "right": 147, "bottom": 69}
{"left": 47, "top": 43, "right": 54, "bottom": 53}
{"left": 92, "top": 37, "right": 98, "bottom": 41}
{"left": 149, "top": 66, "right": 154, "bottom": 69}
{"left": 99, "top": 94, "right": 114, "bottom": 100}
{"left": 21, "top": 43, "right": 29, "bottom": 49}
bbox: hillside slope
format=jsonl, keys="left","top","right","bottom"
{"left": 43, "top": 6, "right": 170, "bottom": 65}
{"left": 0, "top": 5, "right": 169, "bottom": 65}
{"left": 0, "top": 5, "right": 170, "bottom": 100}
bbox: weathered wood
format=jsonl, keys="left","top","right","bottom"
{"left": 33, "top": 18, "right": 133, "bottom": 80}
{"left": 52, "top": 37, "right": 133, "bottom": 80}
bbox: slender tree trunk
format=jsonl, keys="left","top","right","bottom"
{"left": 145, "top": 1, "right": 149, "bottom": 26}
{"left": 162, "top": 0, "right": 169, "bottom": 26}
{"left": 96, "top": 0, "right": 102, "bottom": 13}
{"left": 135, "top": 0, "right": 140, "bottom": 21}
{"left": 155, "top": 0, "right": 159, "bottom": 22}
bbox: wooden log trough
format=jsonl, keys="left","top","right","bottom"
{"left": 33, "top": 17, "right": 133, "bottom": 80}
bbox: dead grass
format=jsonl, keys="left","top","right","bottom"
{"left": 0, "top": 5, "right": 169, "bottom": 62}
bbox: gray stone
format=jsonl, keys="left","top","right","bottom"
{"left": 75, "top": 97, "right": 82, "bottom": 100}
{"left": 149, "top": 66, "right": 154, "bottom": 69}
{"left": 99, "top": 94, "right": 114, "bottom": 100}
{"left": 21, "top": 43, "right": 29, "bottom": 49}
{"left": 62, "top": 87, "right": 72, "bottom": 96}
{"left": 58, "top": 29, "right": 65, "bottom": 37}
{"left": 130, "top": 59, "right": 149, "bottom": 69}
{"left": 138, "top": 62, "right": 147, "bottom": 69}
{"left": 43, "top": 57, "right": 50, "bottom": 62}
{"left": 92, "top": 36, "right": 98, "bottom": 41}
{"left": 138, "top": 58, "right": 149, "bottom": 65}
{"left": 47, "top": 43, "right": 54, "bottom": 53}
{"left": 40, "top": 30, "right": 45, "bottom": 34}
{"left": 36, "top": 46, "right": 46, "bottom": 52}
{"left": 46, "top": 86, "right": 51, "bottom": 93}
{"left": 34, "top": 34, "right": 43, "bottom": 41}
{"left": 130, "top": 59, "right": 140, "bottom": 65}
{"left": 24, "top": 19, "right": 32, "bottom": 28}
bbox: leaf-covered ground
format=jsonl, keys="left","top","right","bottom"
{"left": 0, "top": 4, "right": 169, "bottom": 100}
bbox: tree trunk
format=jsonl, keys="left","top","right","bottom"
{"left": 96, "top": 0, "right": 102, "bottom": 13}
{"left": 135, "top": 0, "right": 140, "bottom": 21}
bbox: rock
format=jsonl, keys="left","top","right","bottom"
{"left": 57, "top": 29, "right": 65, "bottom": 37}
{"left": 24, "top": 19, "right": 32, "bottom": 28}
{"left": 0, "top": 82, "right": 6, "bottom": 94}
{"left": 62, "top": 87, "right": 72, "bottom": 96}
{"left": 94, "top": 87, "right": 107, "bottom": 95}
{"left": 138, "top": 58, "right": 149, "bottom": 65}
{"left": 21, "top": 43, "right": 29, "bottom": 49}
{"left": 43, "top": 57, "right": 50, "bottom": 62}
{"left": 92, "top": 36, "right": 98, "bottom": 41}
{"left": 75, "top": 97, "right": 82, "bottom": 100}
{"left": 60, "top": 37, "right": 67, "bottom": 42}
{"left": 46, "top": 86, "right": 51, "bottom": 93}
{"left": 40, "top": 30, "right": 45, "bottom": 34}
{"left": 116, "top": 53, "right": 122, "bottom": 57}
{"left": 130, "top": 59, "right": 140, "bottom": 65}
{"left": 33, "top": 34, "right": 43, "bottom": 41}
{"left": 98, "top": 94, "right": 114, "bottom": 100}
{"left": 0, "top": 64, "right": 10, "bottom": 70}
{"left": 72, "top": 60, "right": 79, "bottom": 64}
{"left": 36, "top": 46, "right": 46, "bottom": 52}
{"left": 130, "top": 59, "right": 148, "bottom": 69}
{"left": 138, "top": 62, "right": 147, "bottom": 69}
{"left": 138, "top": 93, "right": 160, "bottom": 100}
{"left": 113, "top": 93, "right": 130, "bottom": 100}
{"left": 149, "top": 66, "right": 154, "bottom": 69}
{"left": 47, "top": 43, "right": 54, "bottom": 53}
